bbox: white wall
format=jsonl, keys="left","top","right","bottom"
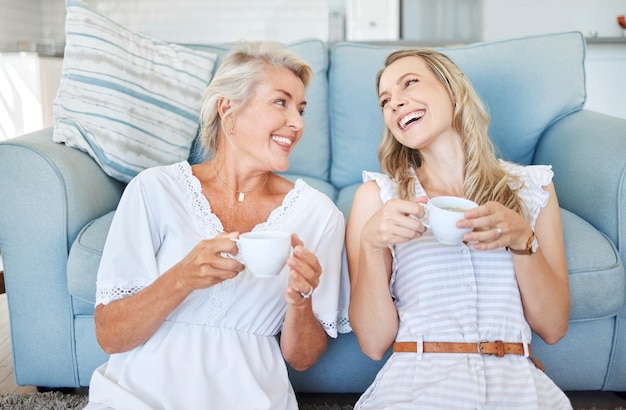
{"left": 482, "top": 0, "right": 625, "bottom": 41}
{"left": 30, "top": 0, "right": 329, "bottom": 47}
{"left": 1, "top": 0, "right": 624, "bottom": 119}
{"left": 0, "top": 0, "right": 45, "bottom": 52}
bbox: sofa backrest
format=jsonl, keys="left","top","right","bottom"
{"left": 328, "top": 31, "right": 587, "bottom": 190}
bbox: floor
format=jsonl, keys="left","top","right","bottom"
{"left": 2, "top": 293, "right": 626, "bottom": 408}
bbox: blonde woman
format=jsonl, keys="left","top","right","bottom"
{"left": 85, "top": 41, "right": 346, "bottom": 409}
{"left": 346, "top": 49, "right": 571, "bottom": 409}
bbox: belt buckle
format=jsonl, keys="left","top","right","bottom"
{"left": 477, "top": 340, "right": 490, "bottom": 356}
{"left": 477, "top": 340, "right": 505, "bottom": 357}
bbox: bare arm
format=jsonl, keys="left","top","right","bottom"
{"left": 511, "top": 183, "right": 569, "bottom": 343}
{"left": 461, "top": 182, "right": 570, "bottom": 344}
{"left": 346, "top": 181, "right": 426, "bottom": 360}
{"left": 95, "top": 234, "right": 243, "bottom": 354}
{"left": 280, "top": 234, "right": 327, "bottom": 371}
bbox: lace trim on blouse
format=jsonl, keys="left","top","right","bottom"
{"left": 96, "top": 279, "right": 151, "bottom": 306}
{"left": 175, "top": 161, "right": 308, "bottom": 237}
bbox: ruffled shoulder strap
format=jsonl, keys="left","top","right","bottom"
{"left": 499, "top": 160, "right": 554, "bottom": 228}
{"left": 362, "top": 170, "right": 399, "bottom": 203}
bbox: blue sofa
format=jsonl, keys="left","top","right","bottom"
{"left": 1, "top": 31, "right": 626, "bottom": 393}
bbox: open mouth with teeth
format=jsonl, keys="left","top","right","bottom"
{"left": 399, "top": 111, "right": 425, "bottom": 129}
{"left": 271, "top": 135, "right": 292, "bottom": 147}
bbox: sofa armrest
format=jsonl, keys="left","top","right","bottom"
{"left": 0, "top": 128, "right": 125, "bottom": 387}
{"left": 534, "top": 110, "right": 626, "bottom": 262}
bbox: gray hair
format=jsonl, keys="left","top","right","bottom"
{"left": 199, "top": 41, "right": 313, "bottom": 156}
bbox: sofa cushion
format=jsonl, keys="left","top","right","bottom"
{"left": 560, "top": 209, "right": 625, "bottom": 321}
{"left": 52, "top": 0, "right": 217, "bottom": 183}
{"left": 187, "top": 39, "right": 332, "bottom": 183}
{"left": 68, "top": 211, "right": 114, "bottom": 306}
{"left": 329, "top": 32, "right": 586, "bottom": 189}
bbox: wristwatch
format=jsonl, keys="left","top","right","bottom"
{"left": 507, "top": 231, "right": 539, "bottom": 255}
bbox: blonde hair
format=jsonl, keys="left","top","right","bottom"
{"left": 199, "top": 41, "right": 313, "bottom": 156}
{"left": 376, "top": 49, "right": 525, "bottom": 217}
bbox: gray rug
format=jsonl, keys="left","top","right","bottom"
{"left": 0, "top": 391, "right": 88, "bottom": 409}
{"left": 0, "top": 391, "right": 353, "bottom": 409}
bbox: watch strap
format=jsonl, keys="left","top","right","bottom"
{"left": 506, "top": 232, "right": 536, "bottom": 255}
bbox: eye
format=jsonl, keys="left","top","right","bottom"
{"left": 405, "top": 78, "right": 418, "bottom": 87}
{"left": 275, "top": 99, "right": 286, "bottom": 106}
{"left": 379, "top": 98, "right": 390, "bottom": 108}
{"left": 298, "top": 108, "right": 305, "bottom": 116}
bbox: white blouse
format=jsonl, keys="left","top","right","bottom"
{"left": 355, "top": 161, "right": 572, "bottom": 410}
{"left": 86, "top": 161, "right": 349, "bottom": 410}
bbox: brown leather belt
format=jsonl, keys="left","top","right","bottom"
{"left": 393, "top": 341, "right": 545, "bottom": 371}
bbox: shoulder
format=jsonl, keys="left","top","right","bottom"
{"left": 499, "top": 159, "right": 553, "bottom": 188}
{"left": 294, "top": 179, "right": 342, "bottom": 215}
{"left": 130, "top": 160, "right": 187, "bottom": 184}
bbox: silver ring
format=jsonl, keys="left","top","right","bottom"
{"left": 299, "top": 287, "right": 313, "bottom": 299}
{"left": 495, "top": 227, "right": 502, "bottom": 239}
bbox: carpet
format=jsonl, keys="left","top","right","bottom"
{"left": 0, "top": 391, "right": 88, "bottom": 409}
{"left": 0, "top": 391, "right": 354, "bottom": 409}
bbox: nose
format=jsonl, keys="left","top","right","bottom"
{"left": 388, "top": 95, "right": 406, "bottom": 111}
{"left": 287, "top": 108, "right": 304, "bottom": 131}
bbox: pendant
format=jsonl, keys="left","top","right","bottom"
{"left": 237, "top": 192, "right": 245, "bottom": 202}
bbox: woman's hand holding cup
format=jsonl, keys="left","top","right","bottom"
{"left": 175, "top": 232, "right": 244, "bottom": 291}
{"left": 285, "top": 233, "right": 322, "bottom": 305}
{"left": 363, "top": 197, "right": 428, "bottom": 250}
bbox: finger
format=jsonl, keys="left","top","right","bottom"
{"left": 211, "top": 255, "right": 245, "bottom": 273}
{"left": 389, "top": 199, "right": 426, "bottom": 219}
{"left": 290, "top": 232, "right": 303, "bottom": 248}
{"left": 494, "top": 227, "right": 502, "bottom": 241}
{"left": 289, "top": 234, "right": 321, "bottom": 274}
{"left": 285, "top": 286, "right": 312, "bottom": 305}
{"left": 203, "top": 233, "right": 240, "bottom": 256}
{"left": 288, "top": 271, "right": 315, "bottom": 300}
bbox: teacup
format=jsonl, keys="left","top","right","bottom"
{"left": 232, "top": 231, "right": 292, "bottom": 278}
{"left": 422, "top": 196, "right": 478, "bottom": 245}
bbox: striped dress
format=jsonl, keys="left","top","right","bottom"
{"left": 355, "top": 162, "right": 572, "bottom": 410}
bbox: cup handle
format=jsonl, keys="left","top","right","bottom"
{"left": 420, "top": 203, "right": 431, "bottom": 229}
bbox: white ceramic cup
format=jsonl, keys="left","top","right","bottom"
{"left": 231, "top": 231, "right": 292, "bottom": 278}
{"left": 422, "top": 196, "right": 478, "bottom": 245}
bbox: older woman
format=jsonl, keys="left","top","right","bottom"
{"left": 347, "top": 49, "right": 571, "bottom": 409}
{"left": 85, "top": 41, "right": 347, "bottom": 409}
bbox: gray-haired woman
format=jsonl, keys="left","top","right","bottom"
{"left": 85, "top": 41, "right": 348, "bottom": 410}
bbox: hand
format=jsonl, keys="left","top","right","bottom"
{"left": 459, "top": 201, "right": 532, "bottom": 251}
{"left": 361, "top": 196, "right": 428, "bottom": 251}
{"left": 285, "top": 234, "right": 322, "bottom": 306}
{"left": 174, "top": 231, "right": 245, "bottom": 290}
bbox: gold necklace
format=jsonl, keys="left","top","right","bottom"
{"left": 211, "top": 163, "right": 269, "bottom": 202}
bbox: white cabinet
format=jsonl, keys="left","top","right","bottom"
{"left": 346, "top": 0, "right": 400, "bottom": 41}
{"left": 0, "top": 53, "right": 63, "bottom": 141}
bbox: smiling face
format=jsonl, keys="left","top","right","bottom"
{"left": 377, "top": 55, "right": 457, "bottom": 151}
{"left": 231, "top": 65, "right": 307, "bottom": 172}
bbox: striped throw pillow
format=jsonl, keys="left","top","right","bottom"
{"left": 52, "top": 0, "right": 217, "bottom": 183}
